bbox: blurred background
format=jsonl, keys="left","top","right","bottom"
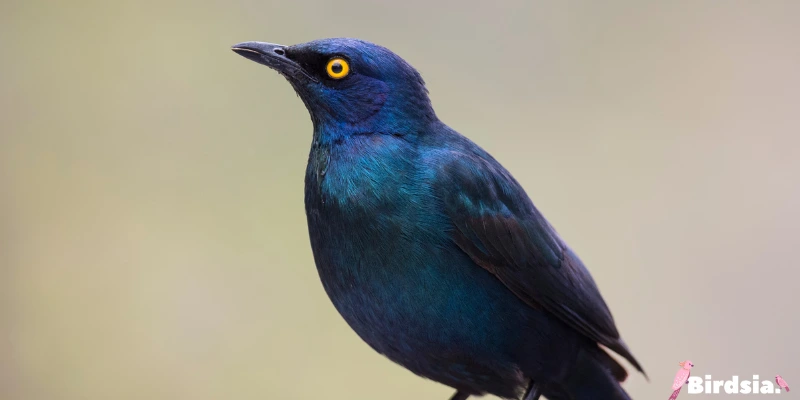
{"left": 2, "top": 1, "right": 799, "bottom": 399}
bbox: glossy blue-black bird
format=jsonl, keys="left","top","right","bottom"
{"left": 232, "top": 38, "right": 645, "bottom": 400}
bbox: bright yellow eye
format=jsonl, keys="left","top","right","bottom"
{"left": 326, "top": 58, "right": 350, "bottom": 79}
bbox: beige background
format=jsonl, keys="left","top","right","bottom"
{"left": 2, "top": 1, "right": 799, "bottom": 399}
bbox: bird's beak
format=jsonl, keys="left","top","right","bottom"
{"left": 231, "top": 41, "right": 318, "bottom": 83}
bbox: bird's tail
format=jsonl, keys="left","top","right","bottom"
{"left": 667, "top": 387, "right": 682, "bottom": 400}
{"left": 544, "top": 345, "right": 632, "bottom": 400}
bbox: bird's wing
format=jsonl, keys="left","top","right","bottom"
{"left": 432, "top": 150, "right": 645, "bottom": 376}
{"left": 777, "top": 377, "right": 789, "bottom": 390}
{"left": 669, "top": 371, "right": 689, "bottom": 399}
{"left": 672, "top": 370, "right": 688, "bottom": 390}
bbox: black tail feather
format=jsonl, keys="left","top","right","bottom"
{"left": 546, "top": 346, "right": 633, "bottom": 400}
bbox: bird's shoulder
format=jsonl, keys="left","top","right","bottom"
{"left": 419, "top": 124, "right": 538, "bottom": 228}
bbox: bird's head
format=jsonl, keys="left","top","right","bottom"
{"left": 232, "top": 38, "right": 436, "bottom": 138}
{"left": 679, "top": 360, "right": 694, "bottom": 369}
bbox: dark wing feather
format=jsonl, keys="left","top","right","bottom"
{"left": 433, "top": 151, "right": 646, "bottom": 377}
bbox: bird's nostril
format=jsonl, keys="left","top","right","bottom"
{"left": 274, "top": 48, "right": 285, "bottom": 56}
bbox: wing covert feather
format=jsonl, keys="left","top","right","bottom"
{"left": 432, "top": 151, "right": 645, "bottom": 375}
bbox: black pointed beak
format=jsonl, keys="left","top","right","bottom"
{"left": 231, "top": 41, "right": 318, "bottom": 83}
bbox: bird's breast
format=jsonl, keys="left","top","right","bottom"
{"left": 303, "top": 134, "right": 449, "bottom": 312}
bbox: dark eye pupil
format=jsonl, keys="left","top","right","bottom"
{"left": 331, "top": 62, "right": 343, "bottom": 74}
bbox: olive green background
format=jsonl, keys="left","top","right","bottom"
{"left": 2, "top": 1, "right": 798, "bottom": 399}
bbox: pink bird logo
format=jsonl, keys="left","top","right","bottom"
{"left": 668, "top": 360, "right": 694, "bottom": 400}
{"left": 776, "top": 375, "right": 790, "bottom": 392}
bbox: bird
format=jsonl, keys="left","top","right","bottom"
{"left": 776, "top": 375, "right": 790, "bottom": 392}
{"left": 668, "top": 360, "right": 693, "bottom": 400}
{"left": 671, "top": 361, "right": 693, "bottom": 391}
{"left": 232, "top": 38, "right": 646, "bottom": 400}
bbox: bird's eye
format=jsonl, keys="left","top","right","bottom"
{"left": 326, "top": 58, "right": 349, "bottom": 79}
